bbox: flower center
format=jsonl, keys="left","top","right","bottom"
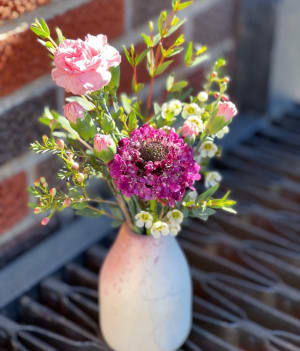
{"left": 140, "top": 141, "right": 168, "bottom": 162}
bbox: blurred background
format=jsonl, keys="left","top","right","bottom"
{"left": 0, "top": 1, "right": 300, "bottom": 350}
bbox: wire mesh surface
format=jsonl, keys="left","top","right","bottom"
{"left": 0, "top": 112, "right": 300, "bottom": 350}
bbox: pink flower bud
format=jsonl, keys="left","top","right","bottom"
{"left": 94, "top": 134, "right": 116, "bottom": 163}
{"left": 34, "top": 207, "right": 41, "bottom": 214}
{"left": 214, "top": 93, "right": 220, "bottom": 99}
{"left": 223, "top": 77, "right": 230, "bottom": 83}
{"left": 179, "top": 121, "right": 199, "bottom": 138}
{"left": 64, "top": 198, "right": 71, "bottom": 207}
{"left": 56, "top": 139, "right": 65, "bottom": 149}
{"left": 221, "top": 94, "right": 229, "bottom": 102}
{"left": 71, "top": 161, "right": 80, "bottom": 170}
{"left": 217, "top": 101, "right": 238, "bottom": 121}
{"left": 94, "top": 134, "right": 114, "bottom": 152}
{"left": 50, "top": 188, "right": 56, "bottom": 197}
{"left": 64, "top": 102, "right": 85, "bottom": 124}
{"left": 41, "top": 217, "right": 49, "bottom": 226}
{"left": 211, "top": 71, "right": 217, "bottom": 78}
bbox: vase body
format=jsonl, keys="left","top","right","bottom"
{"left": 99, "top": 223, "right": 192, "bottom": 351}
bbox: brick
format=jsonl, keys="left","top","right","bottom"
{"left": 0, "top": 89, "right": 57, "bottom": 166}
{"left": 119, "top": 29, "right": 183, "bottom": 94}
{"left": 131, "top": 0, "right": 171, "bottom": 28}
{"left": 0, "top": 0, "right": 124, "bottom": 97}
{"left": 193, "top": 0, "right": 238, "bottom": 46}
{"left": 0, "top": 0, "right": 51, "bottom": 24}
{"left": 0, "top": 172, "right": 28, "bottom": 234}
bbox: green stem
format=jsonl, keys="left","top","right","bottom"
{"left": 149, "top": 199, "right": 157, "bottom": 220}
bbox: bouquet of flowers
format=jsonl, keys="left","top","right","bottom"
{"left": 29, "top": 0, "right": 237, "bottom": 239}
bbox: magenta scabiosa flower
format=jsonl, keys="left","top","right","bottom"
{"left": 109, "top": 125, "right": 200, "bottom": 206}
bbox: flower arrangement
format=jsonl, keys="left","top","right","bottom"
{"left": 29, "top": 0, "right": 237, "bottom": 239}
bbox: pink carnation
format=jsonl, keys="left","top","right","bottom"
{"left": 109, "top": 125, "right": 200, "bottom": 207}
{"left": 64, "top": 101, "right": 85, "bottom": 124}
{"left": 94, "top": 134, "right": 115, "bottom": 152}
{"left": 217, "top": 101, "right": 238, "bottom": 121}
{"left": 52, "top": 34, "right": 121, "bottom": 95}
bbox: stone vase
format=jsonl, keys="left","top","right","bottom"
{"left": 99, "top": 222, "right": 192, "bottom": 351}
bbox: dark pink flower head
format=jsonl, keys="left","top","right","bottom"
{"left": 109, "top": 125, "right": 200, "bottom": 207}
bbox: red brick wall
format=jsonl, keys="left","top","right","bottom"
{"left": 0, "top": 0, "right": 238, "bottom": 265}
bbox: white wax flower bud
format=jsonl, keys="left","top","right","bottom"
{"left": 197, "top": 91, "right": 208, "bottom": 102}
{"left": 205, "top": 171, "right": 222, "bottom": 188}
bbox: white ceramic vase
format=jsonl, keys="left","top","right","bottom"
{"left": 99, "top": 222, "right": 192, "bottom": 351}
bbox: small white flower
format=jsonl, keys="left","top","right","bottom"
{"left": 182, "top": 103, "right": 202, "bottom": 119}
{"left": 216, "top": 126, "right": 229, "bottom": 139}
{"left": 169, "top": 223, "right": 181, "bottom": 236}
{"left": 205, "top": 171, "right": 222, "bottom": 188}
{"left": 168, "top": 99, "right": 182, "bottom": 116}
{"left": 186, "top": 115, "right": 204, "bottom": 133}
{"left": 135, "top": 211, "right": 153, "bottom": 229}
{"left": 197, "top": 91, "right": 208, "bottom": 102}
{"left": 199, "top": 141, "right": 218, "bottom": 158}
{"left": 161, "top": 99, "right": 182, "bottom": 119}
{"left": 188, "top": 191, "right": 198, "bottom": 201}
{"left": 151, "top": 221, "right": 169, "bottom": 239}
{"left": 167, "top": 209, "right": 184, "bottom": 225}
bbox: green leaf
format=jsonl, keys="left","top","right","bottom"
{"left": 153, "top": 33, "right": 161, "bottom": 46}
{"left": 171, "top": 80, "right": 188, "bottom": 92}
{"left": 190, "top": 53, "right": 210, "bottom": 67}
{"left": 158, "top": 11, "right": 167, "bottom": 35}
{"left": 174, "top": 34, "right": 185, "bottom": 46}
{"left": 185, "top": 41, "right": 193, "bottom": 65}
{"left": 31, "top": 18, "right": 50, "bottom": 38}
{"left": 72, "top": 202, "right": 87, "bottom": 210}
{"left": 31, "top": 26, "right": 46, "bottom": 38}
{"left": 107, "top": 66, "right": 120, "bottom": 91}
{"left": 39, "top": 116, "right": 52, "bottom": 127}
{"left": 123, "top": 46, "right": 133, "bottom": 66}
{"left": 222, "top": 207, "right": 237, "bottom": 214}
{"left": 57, "top": 115, "right": 80, "bottom": 139}
{"left": 39, "top": 18, "right": 50, "bottom": 37}
{"left": 128, "top": 111, "right": 138, "bottom": 131}
{"left": 66, "top": 96, "right": 95, "bottom": 111}
{"left": 165, "top": 47, "right": 184, "bottom": 58}
{"left": 176, "top": 1, "right": 193, "bottom": 10}
{"left": 155, "top": 60, "right": 173, "bottom": 75}
{"left": 100, "top": 113, "right": 116, "bottom": 133}
{"left": 76, "top": 114, "right": 97, "bottom": 140}
{"left": 121, "top": 94, "right": 132, "bottom": 114}
{"left": 136, "top": 48, "right": 149, "bottom": 65}
{"left": 190, "top": 207, "right": 216, "bottom": 221}
{"left": 56, "top": 27, "right": 65, "bottom": 44}
{"left": 166, "top": 74, "right": 175, "bottom": 91}
{"left": 146, "top": 50, "right": 155, "bottom": 77}
{"left": 197, "top": 184, "right": 220, "bottom": 202}
{"left": 165, "top": 19, "right": 186, "bottom": 38}
{"left": 141, "top": 33, "right": 153, "bottom": 48}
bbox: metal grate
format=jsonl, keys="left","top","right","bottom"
{"left": 0, "top": 111, "right": 300, "bottom": 351}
